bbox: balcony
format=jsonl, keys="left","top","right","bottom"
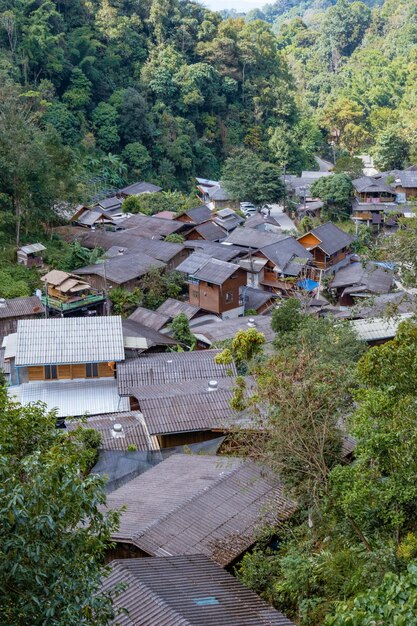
{"left": 41, "top": 293, "right": 105, "bottom": 313}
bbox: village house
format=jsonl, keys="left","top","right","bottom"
{"left": 177, "top": 254, "right": 247, "bottom": 318}
{"left": 196, "top": 178, "right": 239, "bottom": 210}
{"left": 70, "top": 205, "right": 120, "bottom": 229}
{"left": 41, "top": 270, "right": 105, "bottom": 316}
{"left": 102, "top": 555, "right": 295, "bottom": 626}
{"left": 213, "top": 208, "right": 245, "bottom": 232}
{"left": 16, "top": 243, "right": 46, "bottom": 268}
{"left": 191, "top": 314, "right": 275, "bottom": 348}
{"left": 121, "top": 318, "right": 178, "bottom": 354}
{"left": 350, "top": 313, "right": 413, "bottom": 345}
{"left": 105, "top": 454, "right": 294, "bottom": 565}
{"left": 116, "top": 349, "right": 236, "bottom": 397}
{"left": 174, "top": 204, "right": 212, "bottom": 225}
{"left": 118, "top": 181, "right": 162, "bottom": 198}
{"left": 74, "top": 251, "right": 165, "bottom": 291}
{"left": 127, "top": 299, "right": 201, "bottom": 334}
{"left": 384, "top": 169, "right": 417, "bottom": 200}
{"left": 297, "top": 222, "right": 353, "bottom": 274}
{"left": 185, "top": 220, "right": 227, "bottom": 242}
{"left": 224, "top": 227, "right": 286, "bottom": 249}
{"left": 329, "top": 262, "right": 394, "bottom": 306}
{"left": 0, "top": 295, "right": 44, "bottom": 340}
{"left": 130, "top": 377, "right": 253, "bottom": 448}
{"left": 184, "top": 239, "right": 250, "bottom": 262}
{"left": 4, "top": 316, "right": 129, "bottom": 417}
{"left": 117, "top": 212, "right": 189, "bottom": 238}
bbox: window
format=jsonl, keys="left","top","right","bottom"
{"left": 44, "top": 365, "right": 57, "bottom": 380}
{"left": 225, "top": 291, "right": 234, "bottom": 303}
{"left": 86, "top": 363, "right": 99, "bottom": 378}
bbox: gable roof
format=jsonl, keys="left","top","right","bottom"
{"left": 106, "top": 454, "right": 294, "bottom": 566}
{"left": 74, "top": 252, "right": 165, "bottom": 284}
{"left": 118, "top": 213, "right": 185, "bottom": 236}
{"left": 243, "top": 287, "right": 278, "bottom": 312}
{"left": 117, "top": 350, "right": 236, "bottom": 395}
{"left": 128, "top": 306, "right": 170, "bottom": 331}
{"left": 18, "top": 242, "right": 46, "bottom": 255}
{"left": 176, "top": 252, "right": 212, "bottom": 275}
{"left": 225, "top": 228, "right": 287, "bottom": 249}
{"left": 103, "top": 555, "right": 295, "bottom": 626}
{"left": 120, "top": 181, "right": 162, "bottom": 195}
{"left": 122, "top": 319, "right": 177, "bottom": 350}
{"left": 351, "top": 313, "right": 413, "bottom": 342}
{"left": 15, "top": 316, "right": 125, "bottom": 366}
{"left": 65, "top": 411, "right": 158, "bottom": 452}
{"left": 156, "top": 298, "right": 200, "bottom": 320}
{"left": 330, "top": 262, "right": 393, "bottom": 295}
{"left": 352, "top": 176, "right": 394, "bottom": 194}
{"left": 182, "top": 205, "right": 212, "bottom": 223}
{"left": 0, "top": 296, "right": 44, "bottom": 320}
{"left": 192, "top": 258, "right": 241, "bottom": 285}
{"left": 299, "top": 222, "right": 353, "bottom": 256}
{"left": 207, "top": 185, "right": 230, "bottom": 201}
{"left": 192, "top": 315, "right": 275, "bottom": 345}
{"left": 189, "top": 221, "right": 226, "bottom": 241}
{"left": 260, "top": 237, "right": 312, "bottom": 275}
{"left": 184, "top": 240, "right": 250, "bottom": 262}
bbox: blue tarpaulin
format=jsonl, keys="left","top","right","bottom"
{"left": 297, "top": 278, "right": 319, "bottom": 292}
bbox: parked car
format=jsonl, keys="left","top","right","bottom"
{"left": 240, "top": 202, "right": 257, "bottom": 217}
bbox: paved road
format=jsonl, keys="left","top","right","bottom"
{"left": 315, "top": 156, "right": 334, "bottom": 172}
{"left": 268, "top": 203, "right": 297, "bottom": 232}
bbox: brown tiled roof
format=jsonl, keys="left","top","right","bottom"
{"left": 117, "top": 350, "right": 236, "bottom": 395}
{"left": 102, "top": 555, "right": 295, "bottom": 625}
{"left": 65, "top": 412, "right": 158, "bottom": 451}
{"left": 0, "top": 296, "right": 44, "bottom": 319}
{"left": 106, "top": 454, "right": 294, "bottom": 566}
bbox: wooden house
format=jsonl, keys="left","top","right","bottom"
{"left": 41, "top": 270, "right": 105, "bottom": 315}
{"left": 185, "top": 220, "right": 227, "bottom": 242}
{"left": 329, "top": 262, "right": 394, "bottom": 306}
{"left": 119, "top": 181, "right": 162, "bottom": 198}
{"left": 297, "top": 222, "right": 353, "bottom": 273}
{"left": 174, "top": 205, "right": 212, "bottom": 225}
{"left": 8, "top": 316, "right": 125, "bottom": 384}
{"left": 195, "top": 178, "right": 239, "bottom": 210}
{"left": 250, "top": 237, "right": 313, "bottom": 293}
{"left": 352, "top": 176, "right": 397, "bottom": 204}
{"left": 105, "top": 454, "right": 294, "bottom": 567}
{"left": 0, "top": 296, "right": 44, "bottom": 339}
{"left": 17, "top": 243, "right": 46, "bottom": 268}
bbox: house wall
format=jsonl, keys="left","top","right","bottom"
{"left": 166, "top": 249, "right": 189, "bottom": 270}
{"left": 298, "top": 233, "right": 321, "bottom": 249}
{"left": 395, "top": 186, "right": 417, "bottom": 199}
{"left": 213, "top": 199, "right": 239, "bottom": 210}
{"left": 188, "top": 270, "right": 246, "bottom": 315}
{"left": 26, "top": 362, "right": 115, "bottom": 382}
{"left": 0, "top": 314, "right": 41, "bottom": 338}
{"left": 157, "top": 430, "right": 224, "bottom": 449}
{"left": 186, "top": 230, "right": 205, "bottom": 241}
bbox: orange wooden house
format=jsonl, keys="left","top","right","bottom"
{"left": 297, "top": 222, "right": 353, "bottom": 273}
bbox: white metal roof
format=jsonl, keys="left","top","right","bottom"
{"left": 15, "top": 316, "right": 125, "bottom": 366}
{"left": 18, "top": 242, "right": 46, "bottom": 255}
{"left": 19, "top": 379, "right": 129, "bottom": 418}
{"left": 350, "top": 313, "right": 413, "bottom": 342}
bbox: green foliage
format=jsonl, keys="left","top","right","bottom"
{"left": 170, "top": 312, "right": 196, "bottom": 349}
{"left": 165, "top": 233, "right": 184, "bottom": 243}
{"left": 215, "top": 327, "right": 266, "bottom": 373}
{"left": 0, "top": 388, "right": 120, "bottom": 624}
{"left": 222, "top": 150, "right": 285, "bottom": 207}
{"left": 375, "top": 215, "right": 417, "bottom": 287}
{"left": 310, "top": 174, "right": 354, "bottom": 221}
{"left": 271, "top": 298, "right": 303, "bottom": 334}
{"left": 139, "top": 268, "right": 185, "bottom": 310}
{"left": 109, "top": 287, "right": 143, "bottom": 317}
{"left": 333, "top": 155, "right": 364, "bottom": 179}
{"left": 122, "top": 191, "right": 198, "bottom": 216}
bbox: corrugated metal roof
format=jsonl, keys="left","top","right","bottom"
{"left": 119, "top": 213, "right": 185, "bottom": 236}
{"left": 74, "top": 252, "right": 165, "bottom": 284}
{"left": 102, "top": 555, "right": 295, "bottom": 625}
{"left": 120, "top": 181, "right": 162, "bottom": 195}
{"left": 65, "top": 411, "right": 159, "bottom": 451}
{"left": 0, "top": 296, "right": 44, "bottom": 319}
{"left": 176, "top": 253, "right": 212, "bottom": 275}
{"left": 128, "top": 307, "right": 170, "bottom": 331}
{"left": 15, "top": 316, "right": 125, "bottom": 366}
{"left": 117, "top": 350, "right": 237, "bottom": 395}
{"left": 19, "top": 378, "right": 129, "bottom": 418}
{"left": 183, "top": 205, "right": 212, "bottom": 224}
{"left": 350, "top": 313, "right": 413, "bottom": 341}
{"left": 106, "top": 454, "right": 294, "bottom": 567}
{"left": 191, "top": 221, "right": 226, "bottom": 241}
{"left": 130, "top": 376, "right": 244, "bottom": 401}
{"left": 156, "top": 298, "right": 200, "bottom": 320}
{"left": 301, "top": 222, "right": 353, "bottom": 256}
{"left": 192, "top": 258, "right": 241, "bottom": 285}
{"left": 18, "top": 242, "right": 46, "bottom": 254}
{"left": 260, "top": 237, "right": 312, "bottom": 274}
{"left": 330, "top": 262, "right": 393, "bottom": 294}
{"left": 225, "top": 228, "right": 287, "bottom": 249}
{"left": 192, "top": 315, "right": 275, "bottom": 345}
{"left": 184, "top": 240, "right": 249, "bottom": 262}
{"left": 103, "top": 555, "right": 294, "bottom": 626}
{"left": 122, "top": 319, "right": 177, "bottom": 348}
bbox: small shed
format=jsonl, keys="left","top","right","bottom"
{"left": 17, "top": 243, "right": 46, "bottom": 268}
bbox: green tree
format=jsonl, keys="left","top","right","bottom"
{"left": 170, "top": 312, "right": 196, "bottom": 349}
{"left": 109, "top": 287, "right": 143, "bottom": 316}
{"left": 92, "top": 102, "right": 120, "bottom": 153}
{"left": 215, "top": 327, "right": 266, "bottom": 372}
{"left": 310, "top": 174, "right": 354, "bottom": 220}
{"left": 373, "top": 127, "right": 410, "bottom": 171}
{"left": 333, "top": 155, "right": 364, "bottom": 178}
{"left": 222, "top": 150, "right": 284, "bottom": 208}
{"left": 0, "top": 388, "right": 121, "bottom": 625}
{"left": 271, "top": 298, "right": 303, "bottom": 335}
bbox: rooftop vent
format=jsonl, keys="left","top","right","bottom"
{"left": 247, "top": 318, "right": 256, "bottom": 328}
{"left": 112, "top": 423, "right": 125, "bottom": 438}
{"left": 207, "top": 380, "right": 218, "bottom": 391}
{"left": 0, "top": 298, "right": 7, "bottom": 309}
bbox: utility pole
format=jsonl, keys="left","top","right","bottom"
{"left": 282, "top": 163, "right": 287, "bottom": 213}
